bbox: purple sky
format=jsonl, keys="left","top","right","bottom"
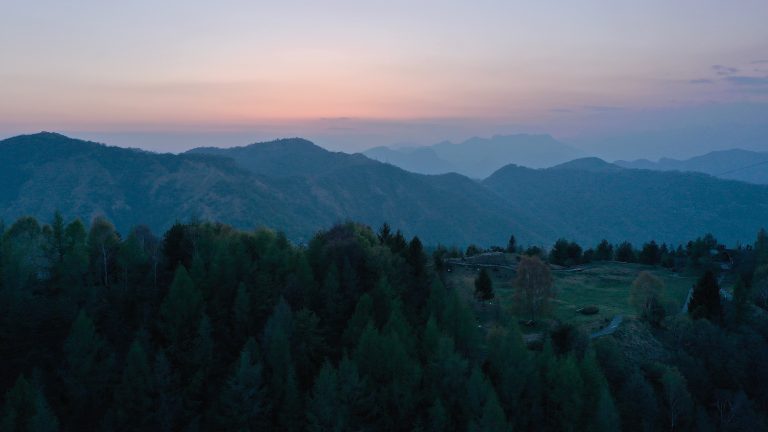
{"left": 1, "top": 1, "right": 767, "bottom": 159}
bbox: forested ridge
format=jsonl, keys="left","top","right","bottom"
{"left": 6, "top": 132, "right": 768, "bottom": 246}
{"left": 1, "top": 213, "right": 768, "bottom": 431}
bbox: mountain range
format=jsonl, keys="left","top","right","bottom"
{"left": 364, "top": 134, "right": 585, "bottom": 178}
{"left": 615, "top": 149, "right": 768, "bottom": 185}
{"left": 2, "top": 132, "right": 768, "bottom": 247}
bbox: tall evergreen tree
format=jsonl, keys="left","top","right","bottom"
{"left": 1, "top": 375, "right": 59, "bottom": 432}
{"left": 474, "top": 268, "right": 494, "bottom": 302}
{"left": 210, "top": 338, "right": 266, "bottom": 431}
{"left": 689, "top": 270, "right": 722, "bottom": 322}
{"left": 306, "top": 360, "right": 342, "bottom": 432}
{"left": 159, "top": 266, "right": 204, "bottom": 356}
{"left": 62, "top": 309, "right": 112, "bottom": 426}
{"left": 113, "top": 338, "right": 154, "bottom": 431}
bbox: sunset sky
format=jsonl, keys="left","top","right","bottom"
{"left": 1, "top": 0, "right": 767, "bottom": 158}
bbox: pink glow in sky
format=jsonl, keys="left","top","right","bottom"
{"left": 1, "top": 1, "right": 767, "bottom": 157}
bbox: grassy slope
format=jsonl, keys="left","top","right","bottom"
{"left": 445, "top": 256, "right": 697, "bottom": 334}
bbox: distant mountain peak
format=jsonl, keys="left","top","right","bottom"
{"left": 188, "top": 136, "right": 378, "bottom": 179}
{"left": 365, "top": 133, "right": 586, "bottom": 178}
{"left": 3, "top": 131, "right": 83, "bottom": 143}
{"left": 192, "top": 137, "right": 321, "bottom": 154}
{"left": 550, "top": 157, "right": 622, "bottom": 172}
{"left": 614, "top": 148, "right": 768, "bottom": 185}
{"left": 0, "top": 131, "right": 110, "bottom": 156}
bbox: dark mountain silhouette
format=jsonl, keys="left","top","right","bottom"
{"left": 550, "top": 157, "right": 624, "bottom": 173}
{"left": 483, "top": 159, "right": 768, "bottom": 245}
{"left": 187, "top": 138, "right": 375, "bottom": 178}
{"left": 1, "top": 133, "right": 524, "bottom": 245}
{"left": 615, "top": 149, "right": 768, "bottom": 185}
{"left": 188, "top": 139, "right": 537, "bottom": 244}
{"left": 3, "top": 132, "right": 768, "bottom": 246}
{"left": 364, "top": 134, "right": 585, "bottom": 178}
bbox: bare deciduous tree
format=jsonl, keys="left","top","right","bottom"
{"left": 514, "top": 256, "right": 554, "bottom": 322}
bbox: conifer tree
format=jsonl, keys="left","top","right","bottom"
{"left": 689, "top": 270, "right": 722, "bottom": 322}
{"left": 343, "top": 293, "right": 373, "bottom": 348}
{"left": 114, "top": 338, "right": 154, "bottom": 431}
{"left": 1, "top": 375, "right": 59, "bottom": 432}
{"left": 306, "top": 360, "right": 342, "bottom": 432}
{"left": 427, "top": 398, "right": 448, "bottom": 432}
{"left": 594, "top": 387, "right": 620, "bottom": 432}
{"left": 159, "top": 266, "right": 203, "bottom": 355}
{"left": 62, "top": 309, "right": 112, "bottom": 425}
{"left": 211, "top": 338, "right": 266, "bottom": 431}
{"left": 474, "top": 268, "right": 494, "bottom": 302}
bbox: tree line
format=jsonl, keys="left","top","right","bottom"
{"left": 0, "top": 214, "right": 767, "bottom": 431}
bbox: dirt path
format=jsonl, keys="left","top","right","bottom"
{"left": 590, "top": 315, "right": 623, "bottom": 339}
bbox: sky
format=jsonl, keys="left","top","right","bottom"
{"left": 1, "top": 0, "right": 767, "bottom": 159}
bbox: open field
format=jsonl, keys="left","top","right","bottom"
{"left": 444, "top": 256, "right": 698, "bottom": 334}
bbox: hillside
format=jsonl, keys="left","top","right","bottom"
{"left": 483, "top": 158, "right": 768, "bottom": 245}
{"left": 3, "top": 133, "right": 768, "bottom": 247}
{"left": 615, "top": 149, "right": 768, "bottom": 184}
{"left": 364, "top": 134, "right": 585, "bottom": 178}
{"left": 187, "top": 138, "right": 375, "bottom": 178}
{"left": 188, "top": 139, "right": 534, "bottom": 245}
{"left": 0, "top": 132, "right": 321, "bottom": 238}
{"left": 1, "top": 133, "right": 522, "bottom": 245}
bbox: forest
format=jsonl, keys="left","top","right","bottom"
{"left": 1, "top": 213, "right": 767, "bottom": 431}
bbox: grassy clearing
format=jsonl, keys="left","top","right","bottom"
{"left": 444, "top": 256, "right": 697, "bottom": 334}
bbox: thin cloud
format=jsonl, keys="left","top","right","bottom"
{"left": 712, "top": 64, "right": 740, "bottom": 76}
{"left": 689, "top": 79, "right": 714, "bottom": 84}
{"left": 752, "top": 60, "right": 768, "bottom": 64}
{"left": 725, "top": 76, "right": 768, "bottom": 86}
{"left": 582, "top": 105, "right": 624, "bottom": 112}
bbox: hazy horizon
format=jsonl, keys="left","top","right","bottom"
{"left": 2, "top": 1, "right": 767, "bottom": 160}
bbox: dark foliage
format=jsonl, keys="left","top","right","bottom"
{"left": 0, "top": 214, "right": 766, "bottom": 431}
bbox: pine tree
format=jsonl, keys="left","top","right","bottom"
{"left": 543, "top": 356, "right": 584, "bottom": 432}
{"left": 342, "top": 293, "right": 373, "bottom": 348}
{"left": 306, "top": 360, "right": 342, "bottom": 432}
{"left": 506, "top": 235, "right": 517, "bottom": 253}
{"left": 478, "top": 389, "right": 508, "bottom": 432}
{"left": 1, "top": 375, "right": 59, "bottom": 432}
{"left": 618, "top": 371, "right": 658, "bottom": 432}
{"left": 689, "top": 270, "right": 722, "bottom": 322}
{"left": 337, "top": 354, "right": 366, "bottom": 429}
{"left": 62, "top": 309, "right": 112, "bottom": 425}
{"left": 594, "top": 387, "right": 620, "bottom": 432}
{"left": 485, "top": 326, "right": 529, "bottom": 416}
{"left": 152, "top": 350, "right": 178, "bottom": 432}
{"left": 211, "top": 338, "right": 267, "bottom": 431}
{"left": 595, "top": 239, "right": 613, "bottom": 261}
{"left": 233, "top": 282, "right": 252, "bottom": 340}
{"left": 755, "top": 228, "right": 768, "bottom": 266}
{"left": 159, "top": 266, "right": 204, "bottom": 355}
{"left": 279, "top": 367, "right": 303, "bottom": 432}
{"left": 474, "top": 268, "right": 494, "bottom": 302}
{"left": 114, "top": 338, "right": 154, "bottom": 431}
{"left": 427, "top": 398, "right": 448, "bottom": 432}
